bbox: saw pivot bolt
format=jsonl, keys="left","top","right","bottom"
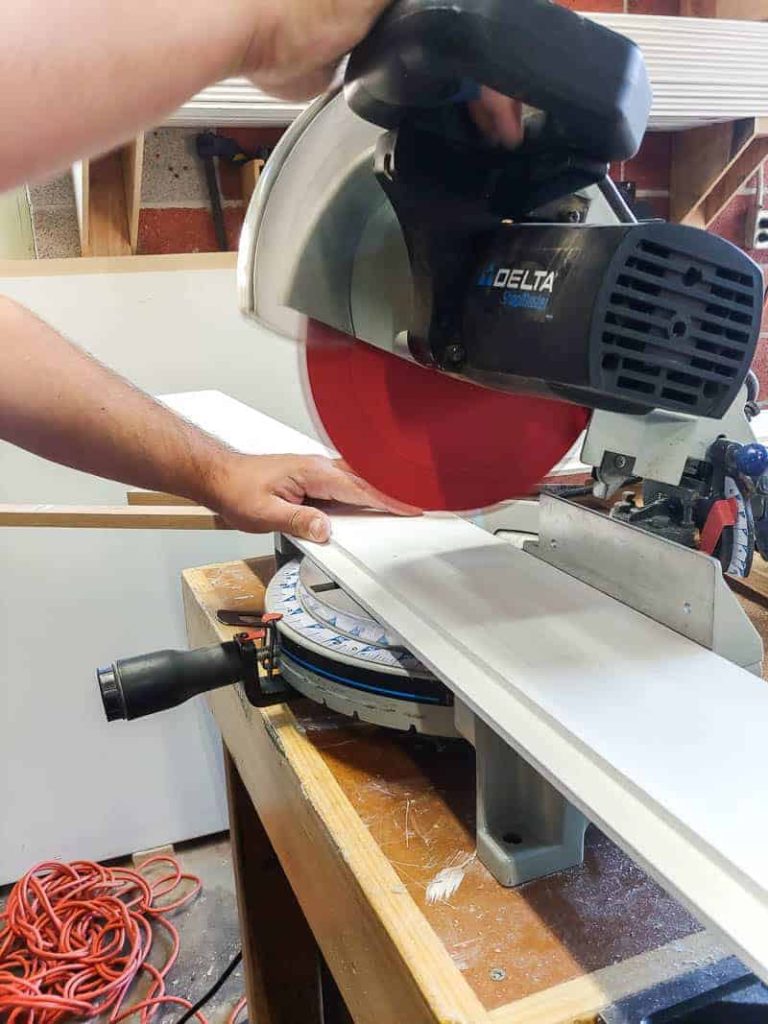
{"left": 442, "top": 344, "right": 465, "bottom": 368}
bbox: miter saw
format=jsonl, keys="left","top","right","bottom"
{"left": 239, "top": 0, "right": 768, "bottom": 580}
{"left": 98, "top": 0, "right": 768, "bottom": 888}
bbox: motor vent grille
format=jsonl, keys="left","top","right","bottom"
{"left": 599, "top": 235, "right": 760, "bottom": 416}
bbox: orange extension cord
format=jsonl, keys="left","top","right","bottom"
{"left": 0, "top": 856, "right": 247, "bottom": 1024}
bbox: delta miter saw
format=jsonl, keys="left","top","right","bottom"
{"left": 98, "top": 0, "right": 768, "bottom": 886}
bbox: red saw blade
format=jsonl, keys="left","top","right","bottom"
{"left": 305, "top": 320, "right": 589, "bottom": 511}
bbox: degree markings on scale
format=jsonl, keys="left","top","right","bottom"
{"left": 266, "top": 560, "right": 428, "bottom": 674}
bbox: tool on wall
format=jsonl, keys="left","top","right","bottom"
{"left": 195, "top": 132, "right": 270, "bottom": 251}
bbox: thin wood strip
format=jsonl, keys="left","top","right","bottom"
{"left": 126, "top": 491, "right": 198, "bottom": 507}
{"left": 0, "top": 504, "right": 227, "bottom": 530}
{"left": 487, "top": 931, "right": 727, "bottom": 1024}
{"left": 71, "top": 160, "right": 89, "bottom": 254}
{"left": 0, "top": 252, "right": 237, "bottom": 277}
{"left": 183, "top": 564, "right": 488, "bottom": 1024}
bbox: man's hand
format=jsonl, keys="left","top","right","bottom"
{"left": 211, "top": 453, "right": 420, "bottom": 542}
{"left": 239, "top": 0, "right": 390, "bottom": 100}
{"left": 0, "top": 298, "right": 420, "bottom": 541}
{"left": 468, "top": 89, "right": 525, "bottom": 149}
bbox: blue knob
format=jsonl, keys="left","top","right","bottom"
{"left": 735, "top": 442, "right": 768, "bottom": 478}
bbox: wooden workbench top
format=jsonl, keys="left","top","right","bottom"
{"left": 183, "top": 557, "right": 731, "bottom": 1024}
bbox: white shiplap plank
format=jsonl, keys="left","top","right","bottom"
{"left": 165, "top": 390, "right": 768, "bottom": 988}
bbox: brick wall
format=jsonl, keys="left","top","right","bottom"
{"left": 136, "top": 126, "right": 283, "bottom": 255}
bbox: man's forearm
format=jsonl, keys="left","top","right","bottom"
{"left": 0, "top": 0, "right": 255, "bottom": 190}
{"left": 0, "top": 296, "right": 232, "bottom": 506}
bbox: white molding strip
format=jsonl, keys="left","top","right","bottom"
{"left": 592, "top": 14, "right": 768, "bottom": 130}
{"left": 166, "top": 79, "right": 306, "bottom": 127}
{"left": 164, "top": 390, "right": 768, "bottom": 987}
{"left": 167, "top": 17, "right": 768, "bottom": 131}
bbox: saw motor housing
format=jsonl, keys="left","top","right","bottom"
{"left": 405, "top": 218, "right": 763, "bottom": 418}
{"left": 272, "top": 0, "right": 764, "bottom": 424}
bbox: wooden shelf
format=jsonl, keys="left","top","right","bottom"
{"left": 670, "top": 117, "right": 768, "bottom": 227}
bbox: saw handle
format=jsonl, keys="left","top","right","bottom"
{"left": 345, "top": 0, "right": 651, "bottom": 162}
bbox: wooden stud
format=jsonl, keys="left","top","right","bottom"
{"left": 122, "top": 134, "right": 144, "bottom": 253}
{"left": 680, "top": 0, "right": 768, "bottom": 16}
{"left": 0, "top": 504, "right": 227, "bottom": 530}
{"left": 87, "top": 150, "right": 132, "bottom": 257}
{"left": 703, "top": 137, "right": 768, "bottom": 226}
{"left": 240, "top": 159, "right": 265, "bottom": 206}
{"left": 70, "top": 134, "right": 144, "bottom": 257}
{"left": 670, "top": 117, "right": 768, "bottom": 227}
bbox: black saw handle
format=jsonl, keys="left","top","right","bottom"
{"left": 345, "top": 0, "right": 651, "bottom": 162}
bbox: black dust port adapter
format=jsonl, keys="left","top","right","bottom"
{"left": 97, "top": 617, "right": 285, "bottom": 721}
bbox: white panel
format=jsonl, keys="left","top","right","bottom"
{"left": 0, "top": 268, "right": 317, "bottom": 883}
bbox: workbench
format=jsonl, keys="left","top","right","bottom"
{"left": 180, "top": 555, "right": 768, "bottom": 1024}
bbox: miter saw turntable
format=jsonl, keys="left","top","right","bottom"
{"left": 98, "top": 0, "right": 768, "bottom": 889}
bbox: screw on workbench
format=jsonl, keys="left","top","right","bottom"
{"left": 489, "top": 968, "right": 507, "bottom": 982}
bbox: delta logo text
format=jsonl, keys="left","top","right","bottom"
{"left": 476, "top": 264, "right": 556, "bottom": 311}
